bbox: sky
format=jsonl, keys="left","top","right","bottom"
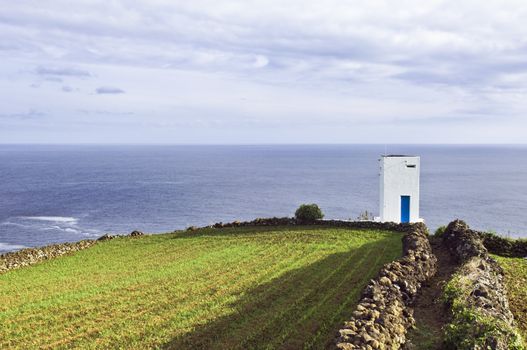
{"left": 1, "top": 0, "right": 527, "bottom": 144}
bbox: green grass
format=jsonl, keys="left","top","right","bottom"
{"left": 494, "top": 255, "right": 527, "bottom": 345}
{"left": 0, "top": 225, "right": 402, "bottom": 350}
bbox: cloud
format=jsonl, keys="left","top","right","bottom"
{"left": 36, "top": 66, "right": 91, "bottom": 77}
{"left": 0, "top": 109, "right": 46, "bottom": 120}
{"left": 95, "top": 86, "right": 125, "bottom": 94}
{"left": 6, "top": 2, "right": 527, "bottom": 88}
{"left": 253, "top": 55, "right": 269, "bottom": 68}
{"left": 77, "top": 109, "right": 134, "bottom": 116}
{"left": 1, "top": 1, "right": 527, "bottom": 143}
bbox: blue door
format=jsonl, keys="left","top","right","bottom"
{"left": 401, "top": 196, "right": 410, "bottom": 223}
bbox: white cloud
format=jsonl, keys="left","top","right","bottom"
{"left": 36, "top": 66, "right": 91, "bottom": 77}
{"left": 0, "top": 0, "right": 527, "bottom": 143}
{"left": 96, "top": 86, "right": 125, "bottom": 94}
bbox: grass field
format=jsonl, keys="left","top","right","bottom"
{"left": 0, "top": 226, "right": 402, "bottom": 349}
{"left": 494, "top": 255, "right": 527, "bottom": 344}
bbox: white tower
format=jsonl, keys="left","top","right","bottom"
{"left": 378, "top": 155, "right": 422, "bottom": 223}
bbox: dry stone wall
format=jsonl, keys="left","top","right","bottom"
{"left": 0, "top": 240, "right": 96, "bottom": 274}
{"left": 0, "top": 230, "right": 145, "bottom": 274}
{"left": 442, "top": 220, "right": 524, "bottom": 350}
{"left": 476, "top": 231, "right": 527, "bottom": 258}
{"left": 335, "top": 222, "right": 437, "bottom": 349}
{"left": 189, "top": 217, "right": 416, "bottom": 232}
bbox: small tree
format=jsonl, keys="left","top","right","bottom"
{"left": 295, "top": 203, "right": 324, "bottom": 222}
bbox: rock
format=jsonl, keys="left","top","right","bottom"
{"left": 442, "top": 219, "right": 487, "bottom": 262}
{"left": 379, "top": 276, "right": 392, "bottom": 286}
{"left": 368, "top": 339, "right": 380, "bottom": 349}
{"left": 97, "top": 234, "right": 115, "bottom": 241}
{"left": 339, "top": 329, "right": 355, "bottom": 337}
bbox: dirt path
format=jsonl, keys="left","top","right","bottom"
{"left": 404, "top": 238, "right": 459, "bottom": 349}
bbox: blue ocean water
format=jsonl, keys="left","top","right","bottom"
{"left": 0, "top": 144, "right": 526, "bottom": 253}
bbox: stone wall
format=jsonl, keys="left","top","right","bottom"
{"left": 442, "top": 220, "right": 524, "bottom": 349}
{"left": 438, "top": 220, "right": 527, "bottom": 258}
{"left": 476, "top": 231, "right": 527, "bottom": 258}
{"left": 0, "top": 230, "right": 144, "bottom": 274}
{"left": 189, "top": 217, "right": 416, "bottom": 233}
{"left": 335, "top": 222, "right": 437, "bottom": 349}
{"left": 0, "top": 240, "right": 96, "bottom": 274}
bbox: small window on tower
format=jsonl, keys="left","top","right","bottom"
{"left": 406, "top": 164, "right": 416, "bottom": 168}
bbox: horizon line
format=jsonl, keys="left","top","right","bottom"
{"left": 0, "top": 143, "right": 527, "bottom": 146}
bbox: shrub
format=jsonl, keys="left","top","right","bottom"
{"left": 434, "top": 225, "right": 447, "bottom": 237}
{"left": 295, "top": 204, "right": 324, "bottom": 222}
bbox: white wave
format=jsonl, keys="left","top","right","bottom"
{"left": 40, "top": 225, "right": 78, "bottom": 232}
{"left": 0, "top": 242, "right": 27, "bottom": 251}
{"left": 21, "top": 216, "right": 78, "bottom": 223}
{"left": 39, "top": 224, "right": 99, "bottom": 236}
{"left": 80, "top": 231, "right": 101, "bottom": 237}
{"left": 2, "top": 215, "right": 100, "bottom": 238}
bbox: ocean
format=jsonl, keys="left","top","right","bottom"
{"left": 1, "top": 144, "right": 526, "bottom": 253}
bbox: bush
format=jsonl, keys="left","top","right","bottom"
{"left": 435, "top": 225, "right": 447, "bottom": 237}
{"left": 295, "top": 204, "right": 324, "bottom": 222}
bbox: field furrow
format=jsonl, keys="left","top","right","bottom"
{"left": 0, "top": 226, "right": 402, "bottom": 349}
